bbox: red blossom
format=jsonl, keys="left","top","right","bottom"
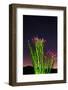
{"left": 46, "top": 49, "right": 57, "bottom": 59}
{"left": 31, "top": 37, "right": 47, "bottom": 44}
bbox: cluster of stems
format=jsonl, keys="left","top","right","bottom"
{"left": 28, "top": 37, "right": 54, "bottom": 74}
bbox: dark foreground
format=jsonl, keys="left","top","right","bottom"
{"left": 23, "top": 66, "right": 57, "bottom": 75}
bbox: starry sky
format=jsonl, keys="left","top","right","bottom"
{"left": 23, "top": 15, "right": 57, "bottom": 67}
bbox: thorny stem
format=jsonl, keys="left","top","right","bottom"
{"left": 28, "top": 37, "right": 55, "bottom": 74}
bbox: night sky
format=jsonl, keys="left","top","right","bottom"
{"left": 23, "top": 15, "right": 57, "bottom": 67}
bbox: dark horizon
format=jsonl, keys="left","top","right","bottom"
{"left": 23, "top": 15, "right": 57, "bottom": 67}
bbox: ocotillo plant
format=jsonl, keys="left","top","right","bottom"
{"left": 28, "top": 37, "right": 55, "bottom": 74}
{"left": 45, "top": 50, "right": 56, "bottom": 73}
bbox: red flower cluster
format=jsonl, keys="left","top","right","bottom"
{"left": 32, "top": 37, "right": 47, "bottom": 44}
{"left": 46, "top": 49, "right": 57, "bottom": 59}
